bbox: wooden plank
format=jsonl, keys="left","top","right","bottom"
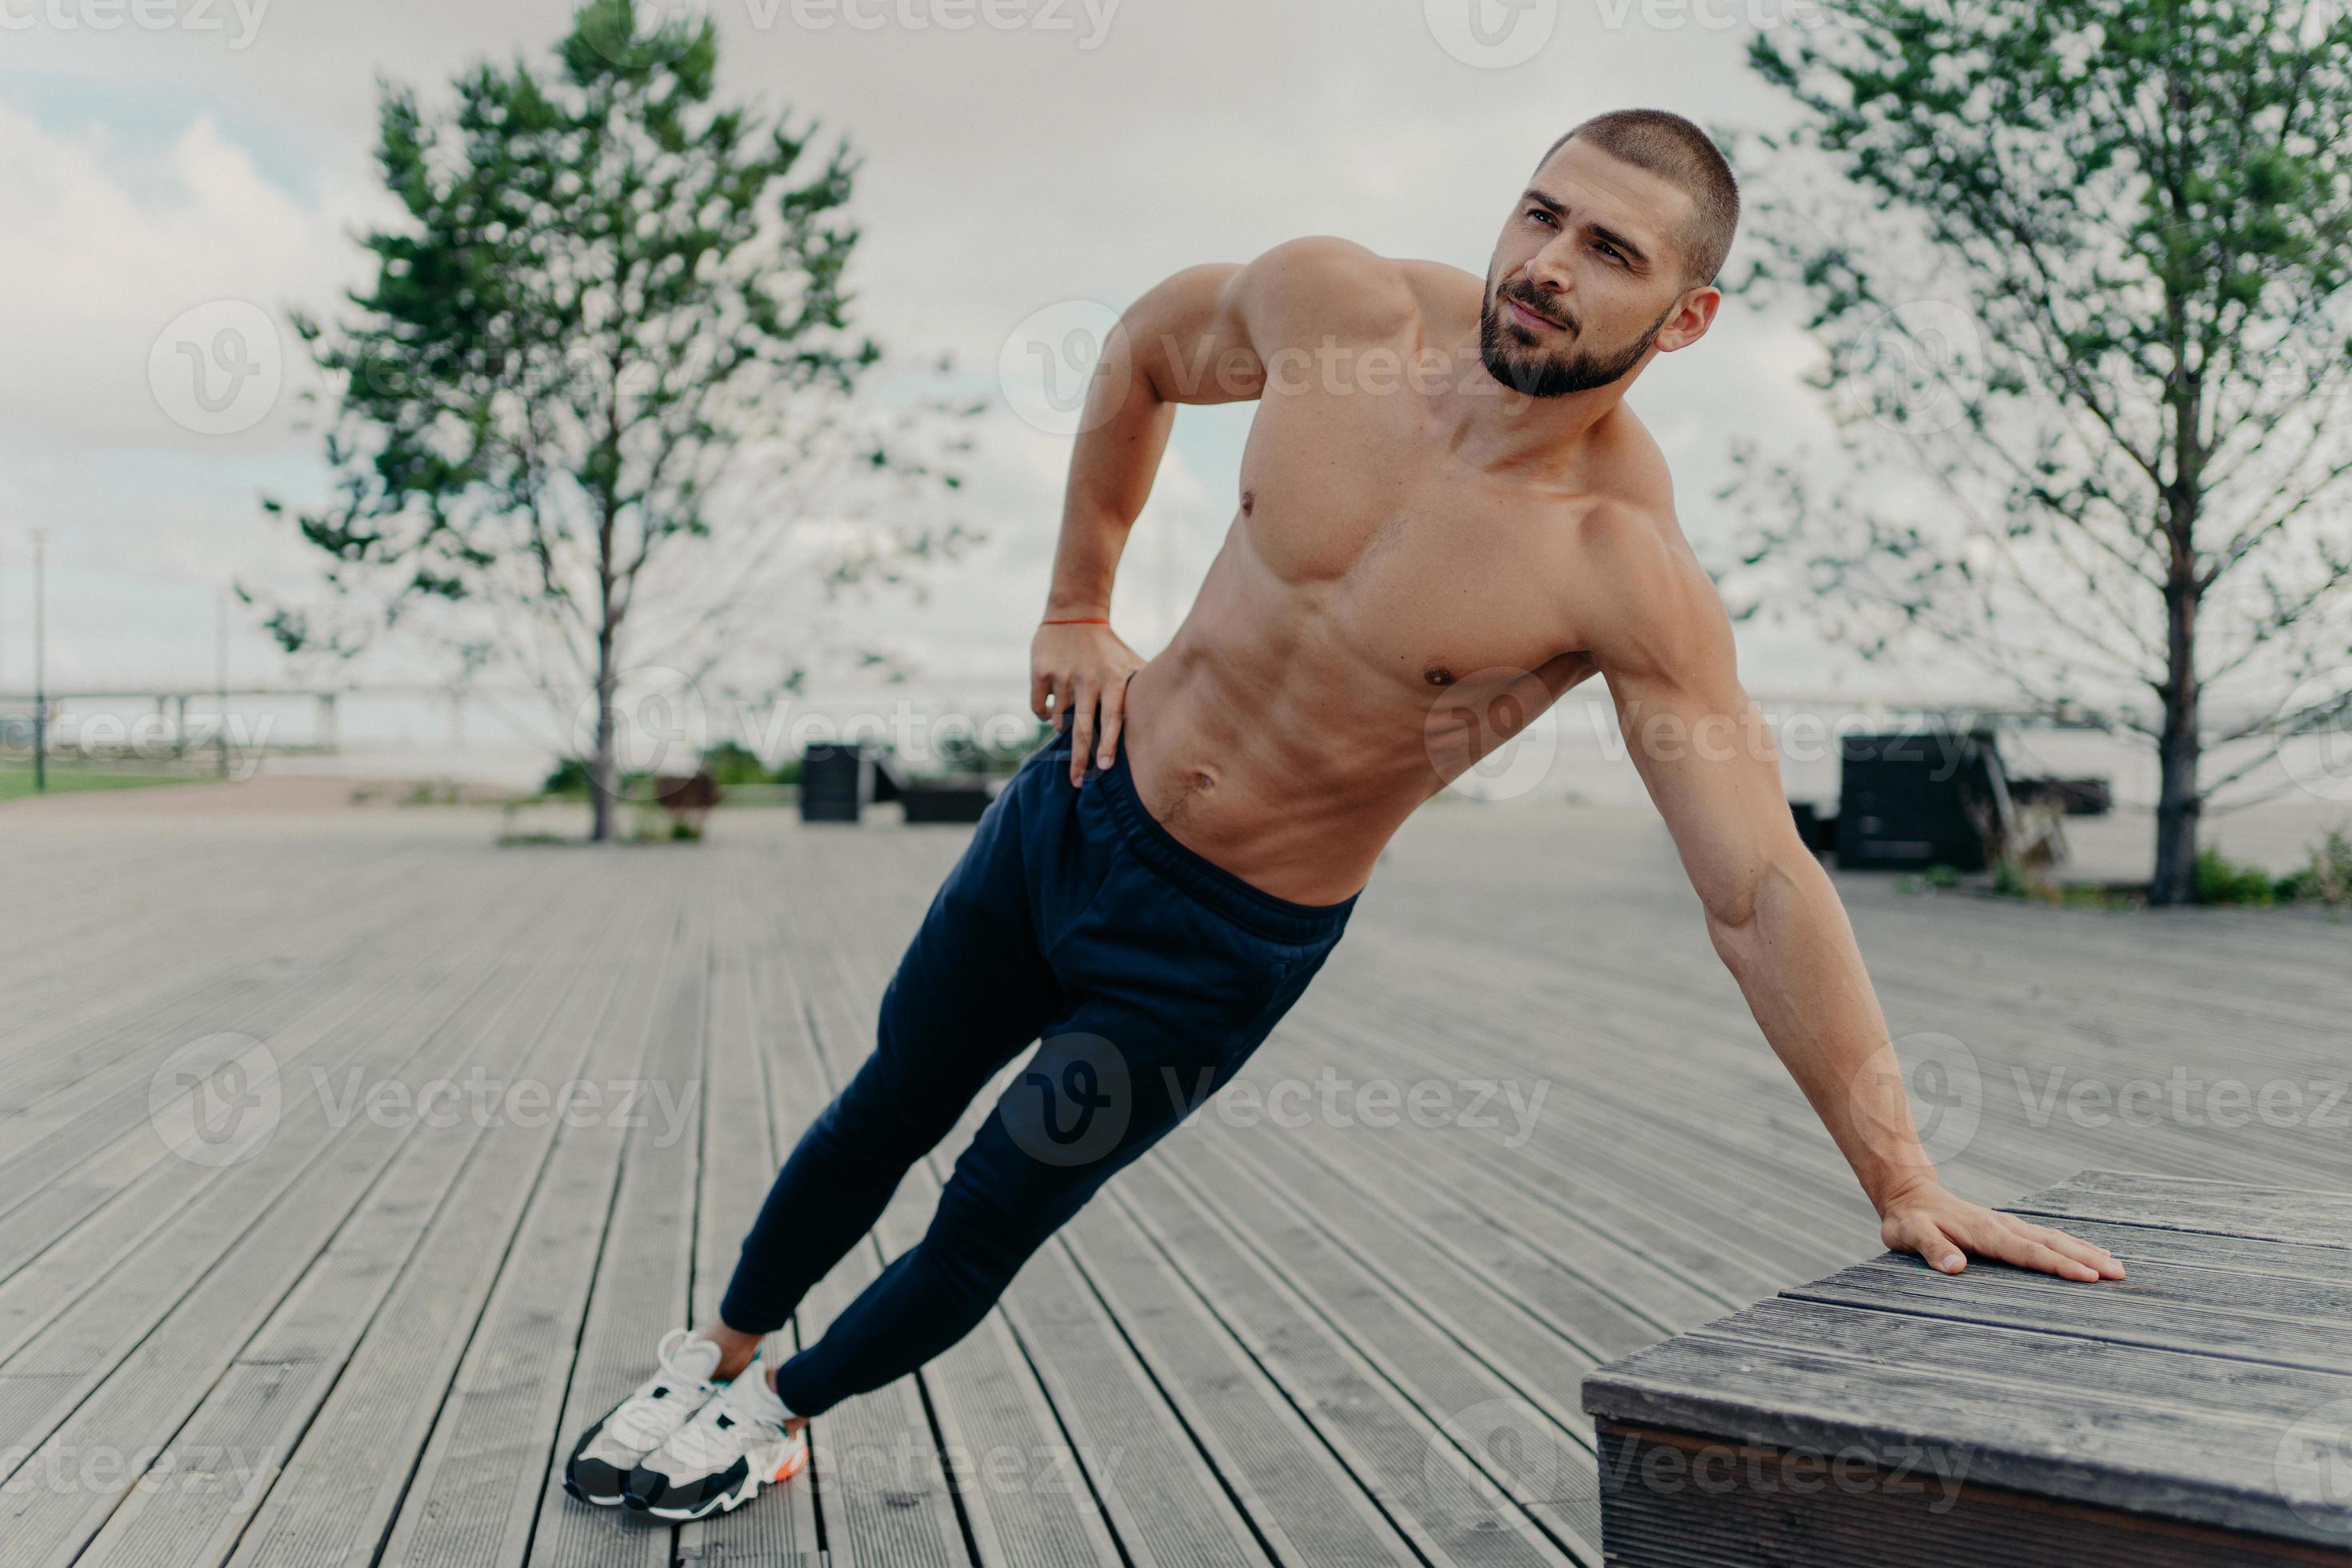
{"left": 522, "top": 889, "right": 711, "bottom": 1568}
{"left": 1695, "top": 1296, "right": 2352, "bottom": 1430}
{"left": 1246, "top": 1012, "right": 1728, "bottom": 1346}
{"left": 0, "top": 840, "right": 428, "bottom": 1090}
{"left": 1787, "top": 1256, "right": 2352, "bottom": 1374}
{"left": 0, "top": 851, "right": 494, "bottom": 1213}
{"left": 1582, "top": 1328, "right": 2352, "bottom": 1547}
{"left": 0, "top": 874, "right": 525, "bottom": 1310}
{"left": 1111, "top": 1161, "right": 1577, "bottom": 1565}
{"left": 1157, "top": 1136, "right": 1605, "bottom": 1562}
{"left": 2009, "top": 1170, "right": 2352, "bottom": 1251}
{"left": 367, "top": 858, "right": 690, "bottom": 1568}
{"left": 3, "top": 802, "right": 2347, "bottom": 1564}
{"left": 83, "top": 879, "right": 646, "bottom": 1568}
{"left": 0, "top": 844, "right": 431, "bottom": 1107}
{"left": 0, "top": 889, "right": 550, "bottom": 1389}
{"left": 1194, "top": 1113, "right": 1609, "bottom": 1440}
{"left": 0, "top": 879, "right": 598, "bottom": 1563}
{"left": 2002, "top": 1215, "right": 2352, "bottom": 1284}
{"left": 993, "top": 1244, "right": 1274, "bottom": 1567}
{"left": 1593, "top": 1422, "right": 2347, "bottom": 1568}
{"left": 1059, "top": 1196, "right": 1414, "bottom": 1563}
{"left": 681, "top": 852, "right": 826, "bottom": 1567}
{"left": 677, "top": 854, "right": 824, "bottom": 1568}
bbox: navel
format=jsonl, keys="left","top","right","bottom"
{"left": 1424, "top": 667, "right": 1456, "bottom": 687}
{"left": 1240, "top": 490, "right": 1255, "bottom": 517}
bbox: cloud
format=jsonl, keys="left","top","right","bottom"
{"left": 0, "top": 0, "right": 1855, "bottom": 703}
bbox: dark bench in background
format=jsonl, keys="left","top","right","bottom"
{"left": 1585, "top": 1170, "right": 2352, "bottom": 1565}
{"left": 798, "top": 743, "right": 994, "bottom": 824}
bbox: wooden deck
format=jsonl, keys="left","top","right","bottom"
{"left": 1588, "top": 1170, "right": 2352, "bottom": 1563}
{"left": 0, "top": 796, "right": 2346, "bottom": 1566}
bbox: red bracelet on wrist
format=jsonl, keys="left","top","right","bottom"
{"left": 1040, "top": 618, "right": 1110, "bottom": 626}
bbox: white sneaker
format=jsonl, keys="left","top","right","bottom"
{"left": 563, "top": 1330, "right": 726, "bottom": 1506}
{"left": 624, "top": 1358, "right": 807, "bottom": 1520}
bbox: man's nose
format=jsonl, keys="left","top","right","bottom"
{"left": 1523, "top": 239, "right": 1576, "bottom": 296}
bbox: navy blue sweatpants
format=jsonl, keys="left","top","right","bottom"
{"left": 719, "top": 732, "right": 1354, "bottom": 1417}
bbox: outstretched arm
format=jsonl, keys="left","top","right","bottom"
{"left": 1034, "top": 238, "right": 1400, "bottom": 782}
{"left": 1582, "top": 508, "right": 2123, "bottom": 1282}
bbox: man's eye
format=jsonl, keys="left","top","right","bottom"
{"left": 1526, "top": 209, "right": 1554, "bottom": 226}
{"left": 1597, "top": 242, "right": 1624, "bottom": 262}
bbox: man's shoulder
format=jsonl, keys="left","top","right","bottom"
{"left": 1241, "top": 238, "right": 1464, "bottom": 346}
{"left": 1562, "top": 437, "right": 1726, "bottom": 667}
{"left": 1394, "top": 255, "right": 1486, "bottom": 334}
{"left": 1584, "top": 401, "right": 1678, "bottom": 518}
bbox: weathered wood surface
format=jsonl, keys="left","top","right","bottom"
{"left": 0, "top": 798, "right": 2345, "bottom": 1565}
{"left": 1586, "top": 1170, "right": 2352, "bottom": 1558}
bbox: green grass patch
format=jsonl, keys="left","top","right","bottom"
{"left": 0, "top": 766, "right": 202, "bottom": 802}
{"left": 1976, "top": 828, "right": 2352, "bottom": 912}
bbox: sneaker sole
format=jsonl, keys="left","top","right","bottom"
{"left": 636, "top": 1443, "right": 807, "bottom": 1522}
{"left": 562, "top": 1474, "right": 626, "bottom": 1507}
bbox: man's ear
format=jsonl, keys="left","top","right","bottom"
{"left": 1654, "top": 285, "right": 1722, "bottom": 354}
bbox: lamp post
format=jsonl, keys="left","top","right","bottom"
{"left": 217, "top": 586, "right": 230, "bottom": 778}
{"left": 31, "top": 530, "right": 46, "bottom": 794}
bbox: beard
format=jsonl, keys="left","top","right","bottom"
{"left": 1479, "top": 279, "right": 1671, "bottom": 398}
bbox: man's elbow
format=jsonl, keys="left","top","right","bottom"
{"left": 1702, "top": 894, "right": 1761, "bottom": 972}
{"left": 1699, "top": 852, "right": 1816, "bottom": 970}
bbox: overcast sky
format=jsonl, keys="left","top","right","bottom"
{"left": 0, "top": 0, "right": 1876, "bottom": 707}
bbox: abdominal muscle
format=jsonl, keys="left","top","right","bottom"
{"left": 1118, "top": 569, "right": 1458, "bottom": 908}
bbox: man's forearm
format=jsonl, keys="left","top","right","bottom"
{"left": 1709, "top": 851, "right": 1938, "bottom": 1210}
{"left": 1043, "top": 321, "right": 1179, "bottom": 615}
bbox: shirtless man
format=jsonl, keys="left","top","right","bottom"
{"left": 566, "top": 108, "right": 2125, "bottom": 1522}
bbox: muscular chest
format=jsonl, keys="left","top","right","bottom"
{"left": 1232, "top": 389, "right": 1582, "bottom": 690}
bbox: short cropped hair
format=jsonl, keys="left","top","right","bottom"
{"left": 1538, "top": 110, "right": 1739, "bottom": 286}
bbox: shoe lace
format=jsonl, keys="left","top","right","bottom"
{"left": 608, "top": 1329, "right": 716, "bottom": 1446}
{"left": 667, "top": 1380, "right": 784, "bottom": 1471}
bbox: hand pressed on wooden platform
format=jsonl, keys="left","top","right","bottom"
{"left": 1874, "top": 1176, "right": 2126, "bottom": 1282}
